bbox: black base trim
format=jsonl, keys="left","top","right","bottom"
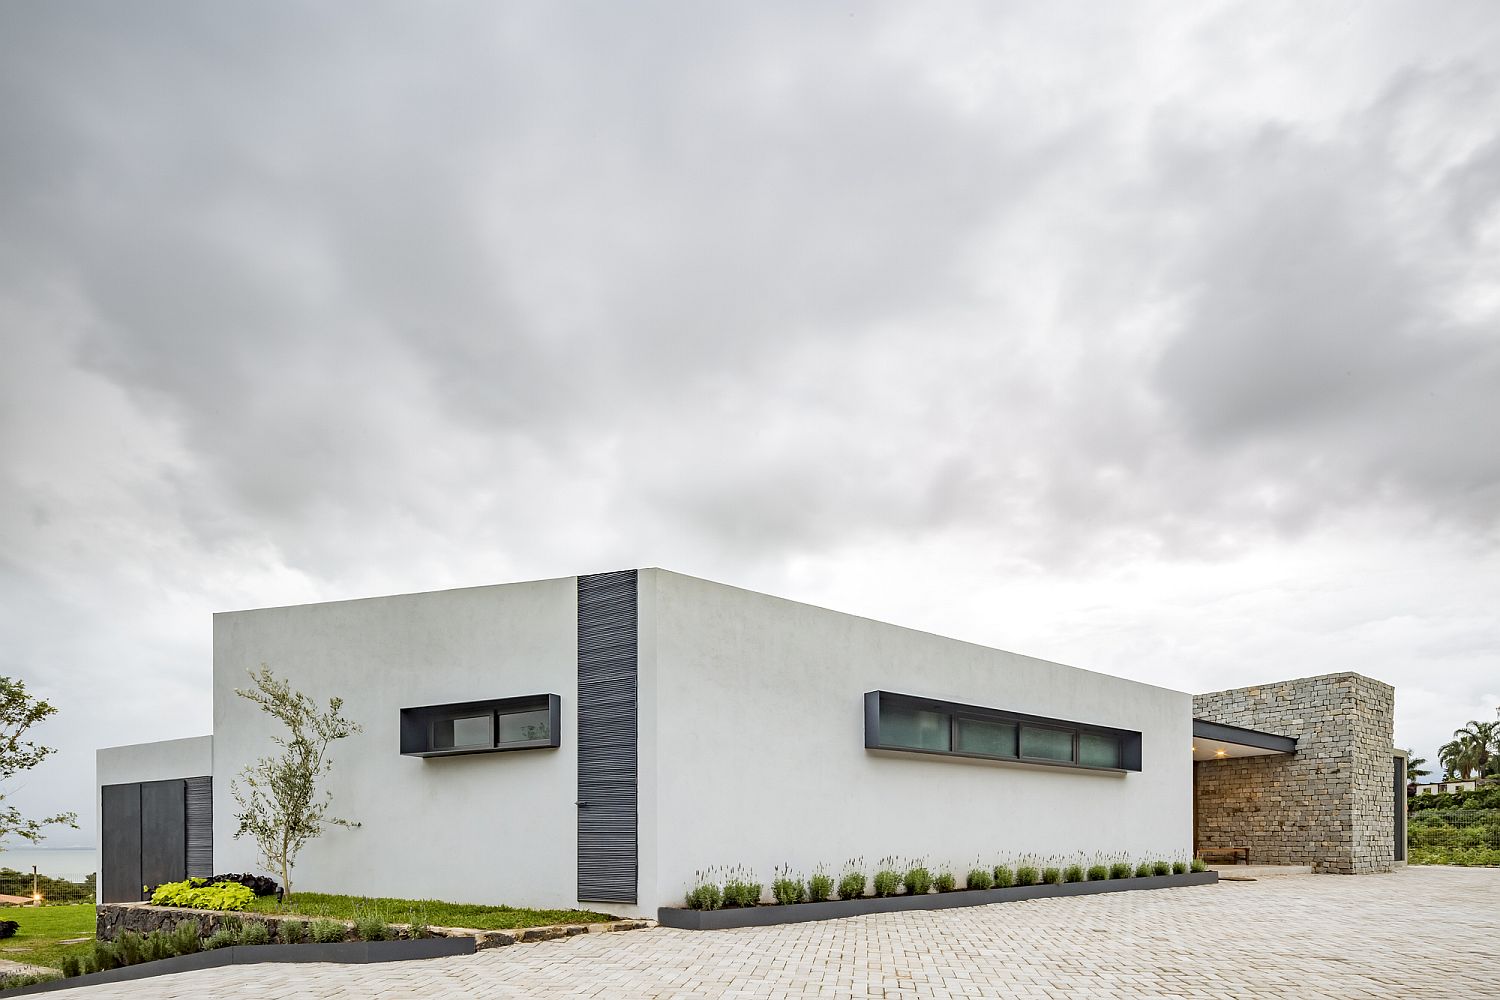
{"left": 657, "top": 871, "right": 1219, "bottom": 930}
{"left": 0, "top": 937, "right": 475, "bottom": 997}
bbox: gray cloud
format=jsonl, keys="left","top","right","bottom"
{"left": 2, "top": 1, "right": 1498, "bottom": 842}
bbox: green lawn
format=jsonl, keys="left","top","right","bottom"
{"left": 0, "top": 903, "right": 95, "bottom": 971}
{"left": 246, "top": 893, "right": 617, "bottom": 930}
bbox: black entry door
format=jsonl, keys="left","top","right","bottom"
{"left": 140, "top": 780, "right": 187, "bottom": 890}
{"left": 101, "top": 783, "right": 142, "bottom": 903}
{"left": 100, "top": 777, "right": 207, "bottom": 903}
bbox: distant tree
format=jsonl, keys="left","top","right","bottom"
{"left": 0, "top": 676, "right": 78, "bottom": 847}
{"left": 231, "top": 667, "right": 361, "bottom": 899}
{"left": 1403, "top": 749, "right": 1429, "bottom": 793}
{"left": 1454, "top": 721, "right": 1497, "bottom": 775}
{"left": 1440, "top": 721, "right": 1498, "bottom": 781}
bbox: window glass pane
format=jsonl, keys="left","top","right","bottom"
{"left": 1020, "top": 726, "right": 1074, "bottom": 762}
{"left": 879, "top": 704, "right": 951, "bottom": 751}
{"left": 1079, "top": 732, "right": 1121, "bottom": 768}
{"left": 432, "top": 713, "right": 493, "bottom": 750}
{"left": 497, "top": 707, "right": 551, "bottom": 744}
{"left": 955, "top": 718, "right": 1017, "bottom": 757}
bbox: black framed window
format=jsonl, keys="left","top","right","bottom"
{"left": 1020, "top": 725, "right": 1075, "bottom": 763}
{"left": 401, "top": 694, "right": 561, "bottom": 758}
{"left": 955, "top": 717, "right": 1017, "bottom": 758}
{"left": 878, "top": 702, "right": 950, "bottom": 752}
{"left": 432, "top": 713, "right": 494, "bottom": 751}
{"left": 864, "top": 691, "right": 1141, "bottom": 773}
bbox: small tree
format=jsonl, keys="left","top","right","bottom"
{"left": 0, "top": 676, "right": 78, "bottom": 847}
{"left": 231, "top": 666, "right": 362, "bottom": 898}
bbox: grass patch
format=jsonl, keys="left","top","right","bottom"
{"left": 247, "top": 893, "right": 616, "bottom": 930}
{"left": 0, "top": 903, "right": 95, "bottom": 971}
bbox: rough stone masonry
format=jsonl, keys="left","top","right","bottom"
{"left": 1193, "top": 672, "right": 1397, "bottom": 874}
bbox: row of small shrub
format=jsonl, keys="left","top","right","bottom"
{"left": 56, "top": 914, "right": 423, "bottom": 980}
{"left": 686, "top": 856, "right": 1207, "bottom": 910}
{"left": 1408, "top": 786, "right": 1500, "bottom": 813}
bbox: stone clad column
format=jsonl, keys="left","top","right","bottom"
{"left": 1193, "top": 672, "right": 1396, "bottom": 874}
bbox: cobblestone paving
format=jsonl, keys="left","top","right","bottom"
{"left": 62, "top": 866, "right": 1499, "bottom": 999}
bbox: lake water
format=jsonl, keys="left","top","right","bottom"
{"left": 0, "top": 847, "right": 97, "bottom": 882}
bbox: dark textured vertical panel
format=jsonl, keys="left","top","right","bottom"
{"left": 101, "top": 783, "right": 143, "bottom": 903}
{"left": 576, "top": 569, "right": 638, "bottom": 903}
{"left": 140, "top": 779, "right": 186, "bottom": 891}
{"left": 185, "top": 776, "right": 213, "bottom": 878}
{"left": 1393, "top": 757, "right": 1405, "bottom": 862}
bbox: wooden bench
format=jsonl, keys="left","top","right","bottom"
{"left": 1197, "top": 846, "right": 1249, "bottom": 865}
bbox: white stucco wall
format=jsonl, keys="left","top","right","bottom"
{"left": 643, "top": 569, "right": 1193, "bottom": 911}
{"left": 210, "top": 576, "right": 588, "bottom": 910}
{"left": 96, "top": 735, "right": 214, "bottom": 902}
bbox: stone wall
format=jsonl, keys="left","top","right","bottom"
{"left": 1193, "top": 672, "right": 1396, "bottom": 874}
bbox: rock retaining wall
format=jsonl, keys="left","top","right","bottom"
{"left": 96, "top": 903, "right": 650, "bottom": 950}
{"left": 1193, "top": 672, "right": 1396, "bottom": 874}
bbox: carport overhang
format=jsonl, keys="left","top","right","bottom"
{"left": 1192, "top": 719, "right": 1296, "bottom": 760}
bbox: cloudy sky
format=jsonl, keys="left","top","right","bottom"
{"left": 3, "top": 1, "right": 1498, "bottom": 847}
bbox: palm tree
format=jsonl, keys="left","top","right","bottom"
{"left": 1453, "top": 721, "right": 1498, "bottom": 776}
{"left": 1439, "top": 736, "right": 1483, "bottom": 781}
{"left": 1403, "top": 749, "right": 1429, "bottom": 795}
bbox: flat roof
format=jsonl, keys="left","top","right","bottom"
{"left": 1192, "top": 719, "right": 1297, "bottom": 760}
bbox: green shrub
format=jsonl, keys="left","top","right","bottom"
{"left": 151, "top": 878, "right": 256, "bottom": 912}
{"left": 966, "top": 868, "right": 993, "bottom": 890}
{"left": 1063, "top": 865, "right": 1084, "bottom": 883}
{"left": 239, "top": 921, "right": 270, "bottom": 946}
{"left": 1409, "top": 845, "right": 1500, "bottom": 866}
{"left": 60, "top": 955, "right": 82, "bottom": 978}
{"left": 1108, "top": 862, "right": 1132, "bottom": 879}
{"left": 1041, "top": 867, "right": 1062, "bottom": 885}
{"left": 837, "top": 871, "right": 867, "bottom": 900}
{"left": 1171, "top": 861, "right": 1188, "bottom": 875}
{"left": 685, "top": 882, "right": 723, "bottom": 910}
{"left": 902, "top": 866, "right": 932, "bottom": 896}
{"left": 89, "top": 939, "right": 121, "bottom": 973}
{"left": 0, "top": 972, "right": 60, "bottom": 990}
{"left": 771, "top": 876, "right": 805, "bottom": 906}
{"left": 204, "top": 927, "right": 237, "bottom": 950}
{"left": 116, "top": 930, "right": 145, "bottom": 966}
{"left": 1190, "top": 857, "right": 1207, "bottom": 874}
{"left": 278, "top": 920, "right": 307, "bottom": 943}
{"left": 310, "top": 919, "right": 347, "bottom": 943}
{"left": 1134, "top": 862, "right": 1153, "bottom": 878}
{"left": 808, "top": 872, "right": 834, "bottom": 902}
{"left": 1086, "top": 865, "right": 1108, "bottom": 881}
{"left": 409, "top": 921, "right": 431, "bottom": 940}
{"left": 722, "top": 879, "right": 762, "bottom": 908}
{"left": 172, "top": 919, "right": 202, "bottom": 955}
{"left": 355, "top": 915, "right": 390, "bottom": 942}
{"left": 1152, "top": 860, "right": 1171, "bottom": 877}
{"left": 1008, "top": 866, "right": 1031, "bottom": 887}
{"left": 143, "top": 929, "right": 173, "bottom": 962}
{"left": 934, "top": 871, "right": 956, "bottom": 893}
{"left": 872, "top": 869, "right": 901, "bottom": 898}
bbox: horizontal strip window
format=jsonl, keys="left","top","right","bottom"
{"left": 400, "top": 694, "right": 561, "bottom": 758}
{"left": 864, "top": 691, "right": 1142, "bottom": 772}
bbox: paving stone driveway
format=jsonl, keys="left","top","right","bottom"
{"left": 63, "top": 866, "right": 1498, "bottom": 999}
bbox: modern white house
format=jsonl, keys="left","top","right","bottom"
{"left": 1413, "top": 779, "right": 1480, "bottom": 796}
{"left": 96, "top": 568, "right": 1404, "bottom": 917}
